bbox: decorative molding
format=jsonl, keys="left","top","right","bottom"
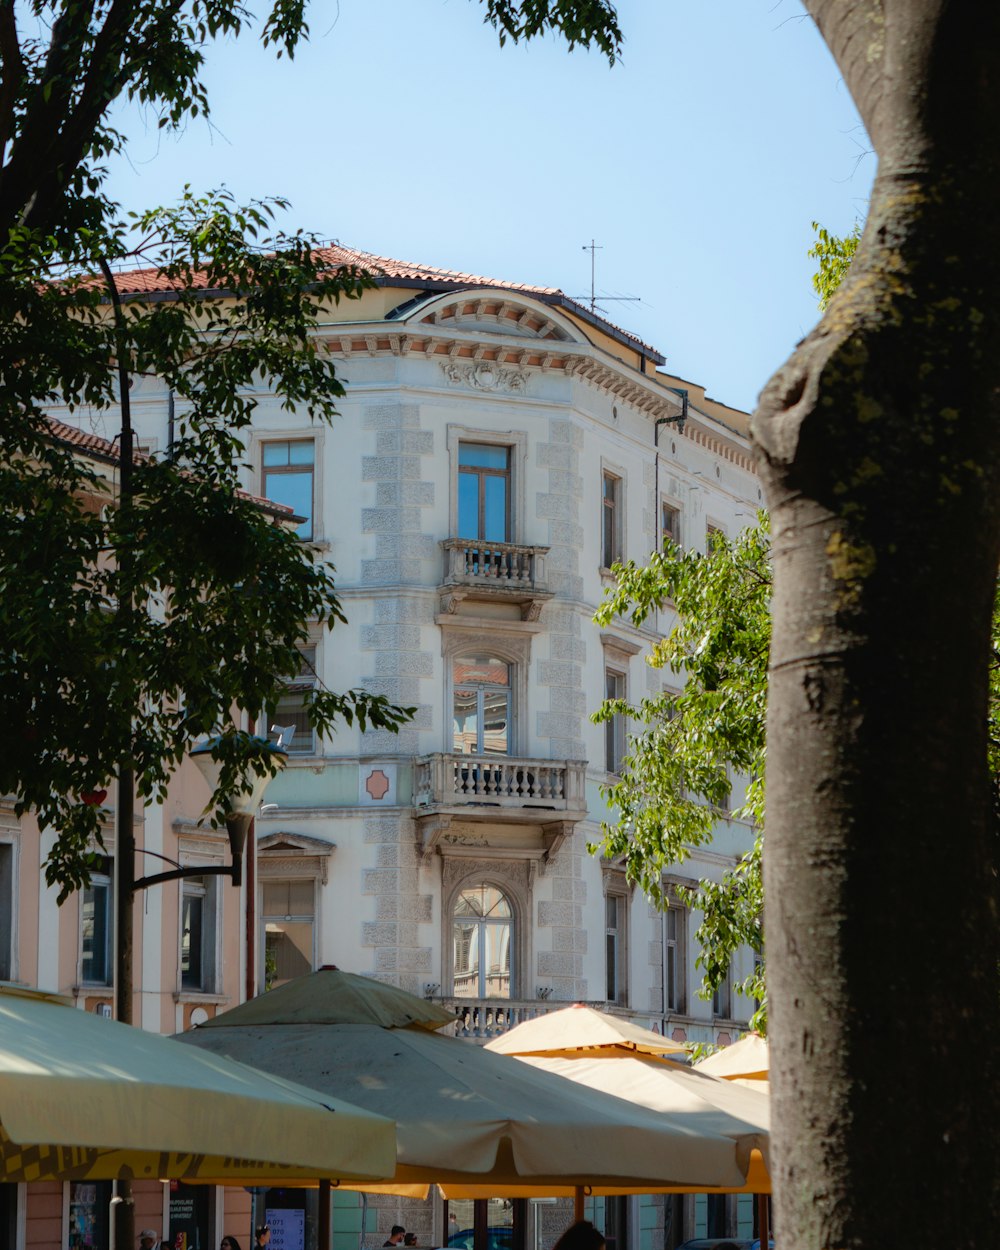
{"left": 440, "top": 360, "right": 528, "bottom": 393}
{"left": 600, "top": 632, "right": 645, "bottom": 659}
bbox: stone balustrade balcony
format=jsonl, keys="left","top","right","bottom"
{"left": 439, "top": 538, "right": 553, "bottom": 620}
{"left": 413, "top": 753, "right": 588, "bottom": 859}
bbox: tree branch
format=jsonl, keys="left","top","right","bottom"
{"left": 0, "top": 0, "right": 24, "bottom": 166}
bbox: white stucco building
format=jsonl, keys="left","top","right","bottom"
{"left": 26, "top": 244, "right": 766, "bottom": 1250}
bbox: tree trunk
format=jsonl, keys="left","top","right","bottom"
{"left": 753, "top": 3, "right": 1000, "bottom": 1245}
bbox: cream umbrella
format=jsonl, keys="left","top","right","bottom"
{"left": 0, "top": 983, "right": 395, "bottom": 1185}
{"left": 176, "top": 968, "right": 761, "bottom": 1194}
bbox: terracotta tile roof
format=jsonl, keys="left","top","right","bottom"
{"left": 97, "top": 242, "right": 664, "bottom": 362}
{"left": 43, "top": 417, "right": 296, "bottom": 519}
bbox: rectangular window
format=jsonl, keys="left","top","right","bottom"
{"left": 706, "top": 522, "right": 725, "bottom": 554}
{"left": 453, "top": 656, "right": 511, "bottom": 756}
{"left": 0, "top": 843, "right": 13, "bottom": 981}
{"left": 262, "top": 879, "right": 316, "bottom": 990}
{"left": 713, "top": 970, "right": 732, "bottom": 1020}
{"left": 180, "top": 876, "right": 217, "bottom": 993}
{"left": 661, "top": 501, "right": 681, "bottom": 548}
{"left": 262, "top": 440, "right": 315, "bottom": 540}
{"left": 664, "top": 904, "right": 686, "bottom": 1014}
{"left": 605, "top": 669, "right": 626, "bottom": 774}
{"left": 601, "top": 471, "right": 622, "bottom": 567}
{"left": 458, "top": 443, "right": 510, "bottom": 542}
{"left": 271, "top": 645, "right": 317, "bottom": 755}
{"left": 605, "top": 892, "right": 627, "bottom": 1006}
{"left": 81, "top": 859, "right": 113, "bottom": 985}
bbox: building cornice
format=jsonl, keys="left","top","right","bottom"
{"left": 323, "top": 324, "right": 757, "bottom": 474}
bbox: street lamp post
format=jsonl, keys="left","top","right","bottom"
{"left": 113, "top": 738, "right": 286, "bottom": 1250}
{"left": 99, "top": 257, "right": 289, "bottom": 1250}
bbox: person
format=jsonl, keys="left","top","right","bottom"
{"left": 138, "top": 1231, "right": 160, "bottom": 1250}
{"left": 552, "top": 1222, "right": 605, "bottom": 1250}
{"left": 383, "top": 1226, "right": 405, "bottom": 1247}
{"left": 404, "top": 1235, "right": 418, "bottom": 1246}
{"left": 221, "top": 1239, "right": 244, "bottom": 1250}
{"left": 254, "top": 1226, "right": 271, "bottom": 1250}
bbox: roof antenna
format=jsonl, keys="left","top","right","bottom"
{"left": 573, "top": 240, "right": 641, "bottom": 316}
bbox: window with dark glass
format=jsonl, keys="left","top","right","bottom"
{"left": 664, "top": 905, "right": 686, "bottom": 1013}
{"left": 262, "top": 879, "right": 315, "bottom": 990}
{"left": 81, "top": 859, "right": 113, "bottom": 985}
{"left": 181, "top": 877, "right": 216, "bottom": 992}
{"left": 661, "top": 501, "right": 681, "bottom": 548}
{"left": 452, "top": 883, "right": 513, "bottom": 999}
{"left": 605, "top": 668, "right": 626, "bottom": 774}
{"left": 458, "top": 443, "right": 510, "bottom": 542}
{"left": 262, "top": 440, "right": 315, "bottom": 539}
{"left": 271, "top": 645, "right": 317, "bottom": 755}
{"left": 453, "top": 656, "right": 510, "bottom": 755}
{"left": 0, "top": 843, "right": 13, "bottom": 981}
{"left": 713, "top": 969, "right": 732, "bottom": 1019}
{"left": 602, "top": 471, "right": 622, "bottom": 567}
{"left": 605, "top": 892, "right": 627, "bottom": 1006}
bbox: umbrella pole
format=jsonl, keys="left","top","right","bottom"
{"left": 573, "top": 1186, "right": 584, "bottom": 1222}
{"left": 319, "top": 1178, "right": 332, "bottom": 1250}
{"left": 758, "top": 1193, "right": 770, "bottom": 1249}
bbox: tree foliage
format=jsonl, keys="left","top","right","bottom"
{"left": 1, "top": 0, "right": 600, "bottom": 896}
{"left": 808, "top": 219, "right": 861, "bottom": 310}
{"left": 0, "top": 189, "right": 413, "bottom": 898}
{"left": 593, "top": 223, "right": 870, "bottom": 1031}
{"left": 594, "top": 521, "right": 771, "bottom": 1028}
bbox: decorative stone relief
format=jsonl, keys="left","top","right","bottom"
{"left": 440, "top": 361, "right": 528, "bottom": 393}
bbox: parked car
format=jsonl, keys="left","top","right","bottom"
{"left": 676, "top": 1240, "right": 773, "bottom": 1250}
{"left": 447, "top": 1228, "right": 514, "bottom": 1250}
{"left": 676, "top": 1241, "right": 748, "bottom": 1250}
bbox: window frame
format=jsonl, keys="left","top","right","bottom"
{"left": 712, "top": 967, "right": 732, "bottom": 1021}
{"left": 705, "top": 519, "right": 726, "bottom": 555}
{"left": 0, "top": 836, "right": 16, "bottom": 983}
{"left": 261, "top": 437, "right": 317, "bottom": 540}
{"left": 179, "top": 874, "right": 220, "bottom": 995}
{"left": 270, "top": 642, "right": 319, "bottom": 757}
{"left": 600, "top": 467, "right": 624, "bottom": 569}
{"left": 663, "top": 901, "right": 687, "bottom": 1015}
{"left": 452, "top": 654, "right": 513, "bottom": 756}
{"left": 442, "top": 631, "right": 531, "bottom": 757}
{"left": 441, "top": 859, "right": 532, "bottom": 1004}
{"left": 80, "top": 858, "right": 114, "bottom": 987}
{"left": 604, "top": 666, "right": 627, "bottom": 776}
{"left": 660, "top": 497, "right": 682, "bottom": 549}
{"left": 260, "top": 876, "right": 317, "bottom": 992}
{"left": 458, "top": 442, "right": 512, "bottom": 542}
{"left": 451, "top": 881, "right": 515, "bottom": 1001}
{"left": 604, "top": 885, "right": 629, "bottom": 1007}
{"left": 447, "top": 426, "right": 527, "bottom": 546}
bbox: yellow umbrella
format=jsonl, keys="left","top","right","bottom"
{"left": 483, "top": 1003, "right": 690, "bottom": 1059}
{"left": 466, "top": 1004, "right": 770, "bottom": 1220}
{"left": 0, "top": 983, "right": 395, "bottom": 1184}
{"left": 696, "top": 1033, "right": 770, "bottom": 1086}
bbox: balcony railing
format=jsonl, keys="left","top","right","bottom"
{"left": 441, "top": 538, "right": 549, "bottom": 592}
{"left": 415, "top": 753, "right": 586, "bottom": 812}
{"left": 433, "top": 997, "right": 673, "bottom": 1042}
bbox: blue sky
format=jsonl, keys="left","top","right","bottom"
{"left": 107, "top": 1, "right": 872, "bottom": 414}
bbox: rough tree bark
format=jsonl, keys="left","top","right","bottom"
{"left": 753, "top": 3, "right": 1000, "bottom": 1245}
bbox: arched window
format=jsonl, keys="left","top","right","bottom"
{"left": 452, "top": 882, "right": 514, "bottom": 999}
{"left": 453, "top": 656, "right": 510, "bottom": 755}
